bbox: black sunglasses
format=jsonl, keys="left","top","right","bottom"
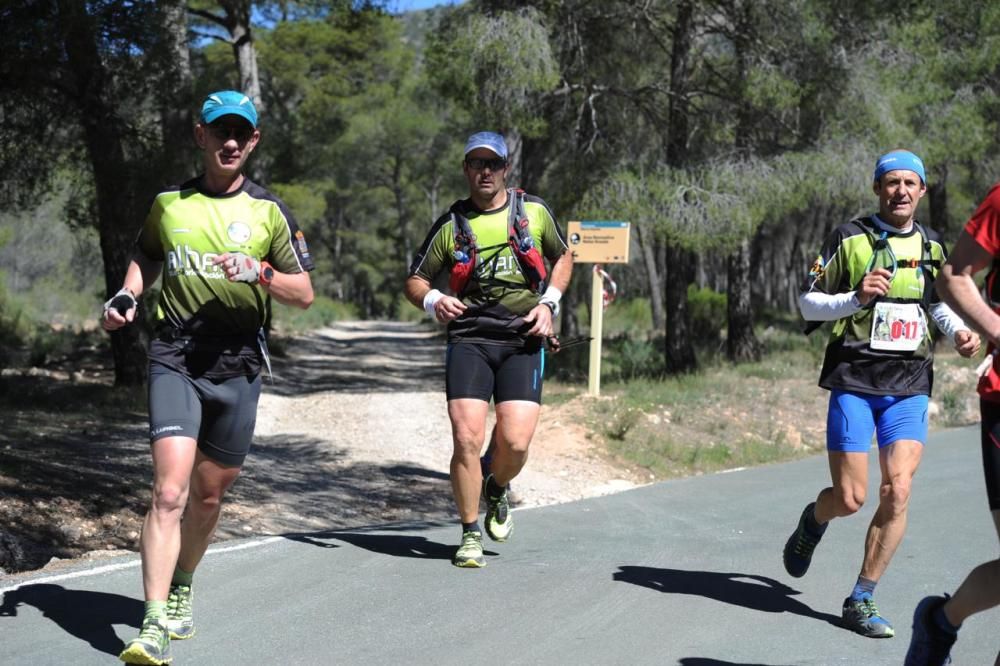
{"left": 207, "top": 123, "right": 255, "bottom": 144}
{"left": 465, "top": 157, "right": 507, "bottom": 171}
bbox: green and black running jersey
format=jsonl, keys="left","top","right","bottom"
{"left": 137, "top": 177, "right": 314, "bottom": 337}
{"left": 802, "top": 215, "right": 947, "bottom": 396}
{"left": 409, "top": 193, "right": 567, "bottom": 346}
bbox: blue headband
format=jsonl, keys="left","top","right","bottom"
{"left": 873, "top": 150, "right": 926, "bottom": 184}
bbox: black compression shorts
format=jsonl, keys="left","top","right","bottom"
{"left": 148, "top": 361, "right": 262, "bottom": 467}
{"left": 979, "top": 399, "right": 1000, "bottom": 511}
{"left": 445, "top": 341, "right": 544, "bottom": 404}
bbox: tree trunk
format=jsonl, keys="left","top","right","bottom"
{"left": 156, "top": 0, "right": 195, "bottom": 179}
{"left": 218, "top": 0, "right": 261, "bottom": 105}
{"left": 726, "top": 237, "right": 761, "bottom": 362}
{"left": 636, "top": 221, "right": 665, "bottom": 329}
{"left": 927, "top": 169, "right": 949, "bottom": 235}
{"left": 504, "top": 126, "right": 524, "bottom": 189}
{"left": 56, "top": 0, "right": 147, "bottom": 386}
{"left": 662, "top": 0, "right": 697, "bottom": 373}
{"left": 664, "top": 244, "right": 697, "bottom": 374}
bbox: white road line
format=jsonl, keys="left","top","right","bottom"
{"left": 0, "top": 536, "right": 283, "bottom": 595}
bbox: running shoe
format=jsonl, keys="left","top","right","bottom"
{"left": 453, "top": 530, "right": 485, "bottom": 568}
{"left": 782, "top": 502, "right": 826, "bottom": 577}
{"left": 841, "top": 595, "right": 895, "bottom": 638}
{"left": 165, "top": 583, "right": 195, "bottom": 640}
{"left": 904, "top": 595, "right": 956, "bottom": 665}
{"left": 483, "top": 473, "right": 513, "bottom": 542}
{"left": 119, "top": 617, "right": 172, "bottom": 665}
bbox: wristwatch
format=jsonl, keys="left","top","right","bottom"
{"left": 258, "top": 261, "right": 274, "bottom": 287}
{"left": 541, "top": 300, "right": 559, "bottom": 317}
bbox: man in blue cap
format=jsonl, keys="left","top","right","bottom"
{"left": 784, "top": 149, "right": 979, "bottom": 638}
{"left": 404, "top": 131, "right": 573, "bottom": 568}
{"left": 105, "top": 90, "right": 314, "bottom": 664}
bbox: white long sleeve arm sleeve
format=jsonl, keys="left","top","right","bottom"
{"left": 929, "top": 302, "right": 969, "bottom": 343}
{"left": 798, "top": 290, "right": 861, "bottom": 322}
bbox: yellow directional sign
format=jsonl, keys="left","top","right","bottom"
{"left": 566, "top": 221, "right": 630, "bottom": 263}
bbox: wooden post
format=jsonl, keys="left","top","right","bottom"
{"left": 588, "top": 266, "right": 604, "bottom": 396}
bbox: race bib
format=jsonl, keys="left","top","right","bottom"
{"left": 869, "top": 302, "right": 926, "bottom": 351}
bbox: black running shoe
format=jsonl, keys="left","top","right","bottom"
{"left": 782, "top": 502, "right": 826, "bottom": 578}
{"left": 904, "top": 595, "right": 956, "bottom": 665}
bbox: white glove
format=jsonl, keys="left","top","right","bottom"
{"left": 220, "top": 252, "right": 261, "bottom": 283}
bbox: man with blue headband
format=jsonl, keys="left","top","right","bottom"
{"left": 785, "top": 150, "right": 979, "bottom": 638}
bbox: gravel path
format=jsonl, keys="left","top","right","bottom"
{"left": 235, "top": 321, "right": 642, "bottom": 537}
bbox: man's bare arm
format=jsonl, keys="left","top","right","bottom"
{"left": 937, "top": 231, "right": 1000, "bottom": 344}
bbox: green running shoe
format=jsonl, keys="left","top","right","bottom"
{"left": 119, "top": 617, "right": 172, "bottom": 665}
{"left": 483, "top": 474, "right": 513, "bottom": 542}
{"left": 165, "top": 583, "right": 195, "bottom": 640}
{"left": 841, "top": 596, "right": 895, "bottom": 638}
{"left": 453, "top": 530, "right": 485, "bottom": 568}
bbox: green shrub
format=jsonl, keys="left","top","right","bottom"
{"left": 687, "top": 285, "right": 727, "bottom": 342}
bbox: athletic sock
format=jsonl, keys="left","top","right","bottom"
{"left": 171, "top": 566, "right": 194, "bottom": 587}
{"left": 462, "top": 521, "right": 481, "bottom": 534}
{"left": 144, "top": 600, "right": 168, "bottom": 622}
{"left": 850, "top": 576, "right": 877, "bottom": 601}
{"left": 932, "top": 603, "right": 961, "bottom": 634}
{"left": 485, "top": 475, "right": 506, "bottom": 501}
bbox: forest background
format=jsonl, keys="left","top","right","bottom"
{"left": 1, "top": 1, "right": 999, "bottom": 518}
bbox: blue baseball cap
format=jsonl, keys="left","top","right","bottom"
{"left": 200, "top": 90, "right": 258, "bottom": 128}
{"left": 873, "top": 149, "right": 925, "bottom": 184}
{"left": 463, "top": 131, "right": 508, "bottom": 160}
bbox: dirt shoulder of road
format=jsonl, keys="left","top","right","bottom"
{"left": 0, "top": 322, "right": 645, "bottom": 580}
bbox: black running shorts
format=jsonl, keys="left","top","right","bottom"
{"left": 980, "top": 399, "right": 1000, "bottom": 511}
{"left": 445, "top": 341, "right": 544, "bottom": 404}
{"left": 148, "top": 361, "right": 262, "bottom": 467}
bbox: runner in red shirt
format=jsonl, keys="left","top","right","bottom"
{"left": 906, "top": 185, "right": 1000, "bottom": 665}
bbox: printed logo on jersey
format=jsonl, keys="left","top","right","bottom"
{"left": 166, "top": 244, "right": 226, "bottom": 278}
{"left": 295, "top": 230, "right": 311, "bottom": 259}
{"left": 808, "top": 255, "right": 825, "bottom": 280}
{"left": 228, "top": 221, "right": 252, "bottom": 244}
{"left": 475, "top": 253, "right": 520, "bottom": 278}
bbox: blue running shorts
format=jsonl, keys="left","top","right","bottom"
{"left": 826, "top": 390, "right": 928, "bottom": 453}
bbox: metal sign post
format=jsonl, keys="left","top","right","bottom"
{"left": 566, "top": 221, "right": 630, "bottom": 397}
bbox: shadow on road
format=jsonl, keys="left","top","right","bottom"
{"left": 282, "top": 520, "right": 504, "bottom": 561}
{"left": 613, "top": 566, "right": 840, "bottom": 626}
{"left": 267, "top": 322, "right": 445, "bottom": 396}
{"left": 287, "top": 531, "right": 452, "bottom": 560}
{"left": 224, "top": 437, "right": 455, "bottom": 539}
{"left": 677, "top": 657, "right": 792, "bottom": 666}
{"left": 0, "top": 583, "right": 141, "bottom": 657}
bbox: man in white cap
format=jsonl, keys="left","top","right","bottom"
{"left": 783, "top": 149, "right": 979, "bottom": 639}
{"left": 105, "top": 90, "right": 314, "bottom": 664}
{"left": 404, "top": 131, "right": 573, "bottom": 567}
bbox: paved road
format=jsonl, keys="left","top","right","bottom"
{"left": 1, "top": 426, "right": 996, "bottom": 665}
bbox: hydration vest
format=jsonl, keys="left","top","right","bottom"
{"left": 448, "top": 188, "right": 548, "bottom": 297}
{"left": 803, "top": 217, "right": 940, "bottom": 335}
